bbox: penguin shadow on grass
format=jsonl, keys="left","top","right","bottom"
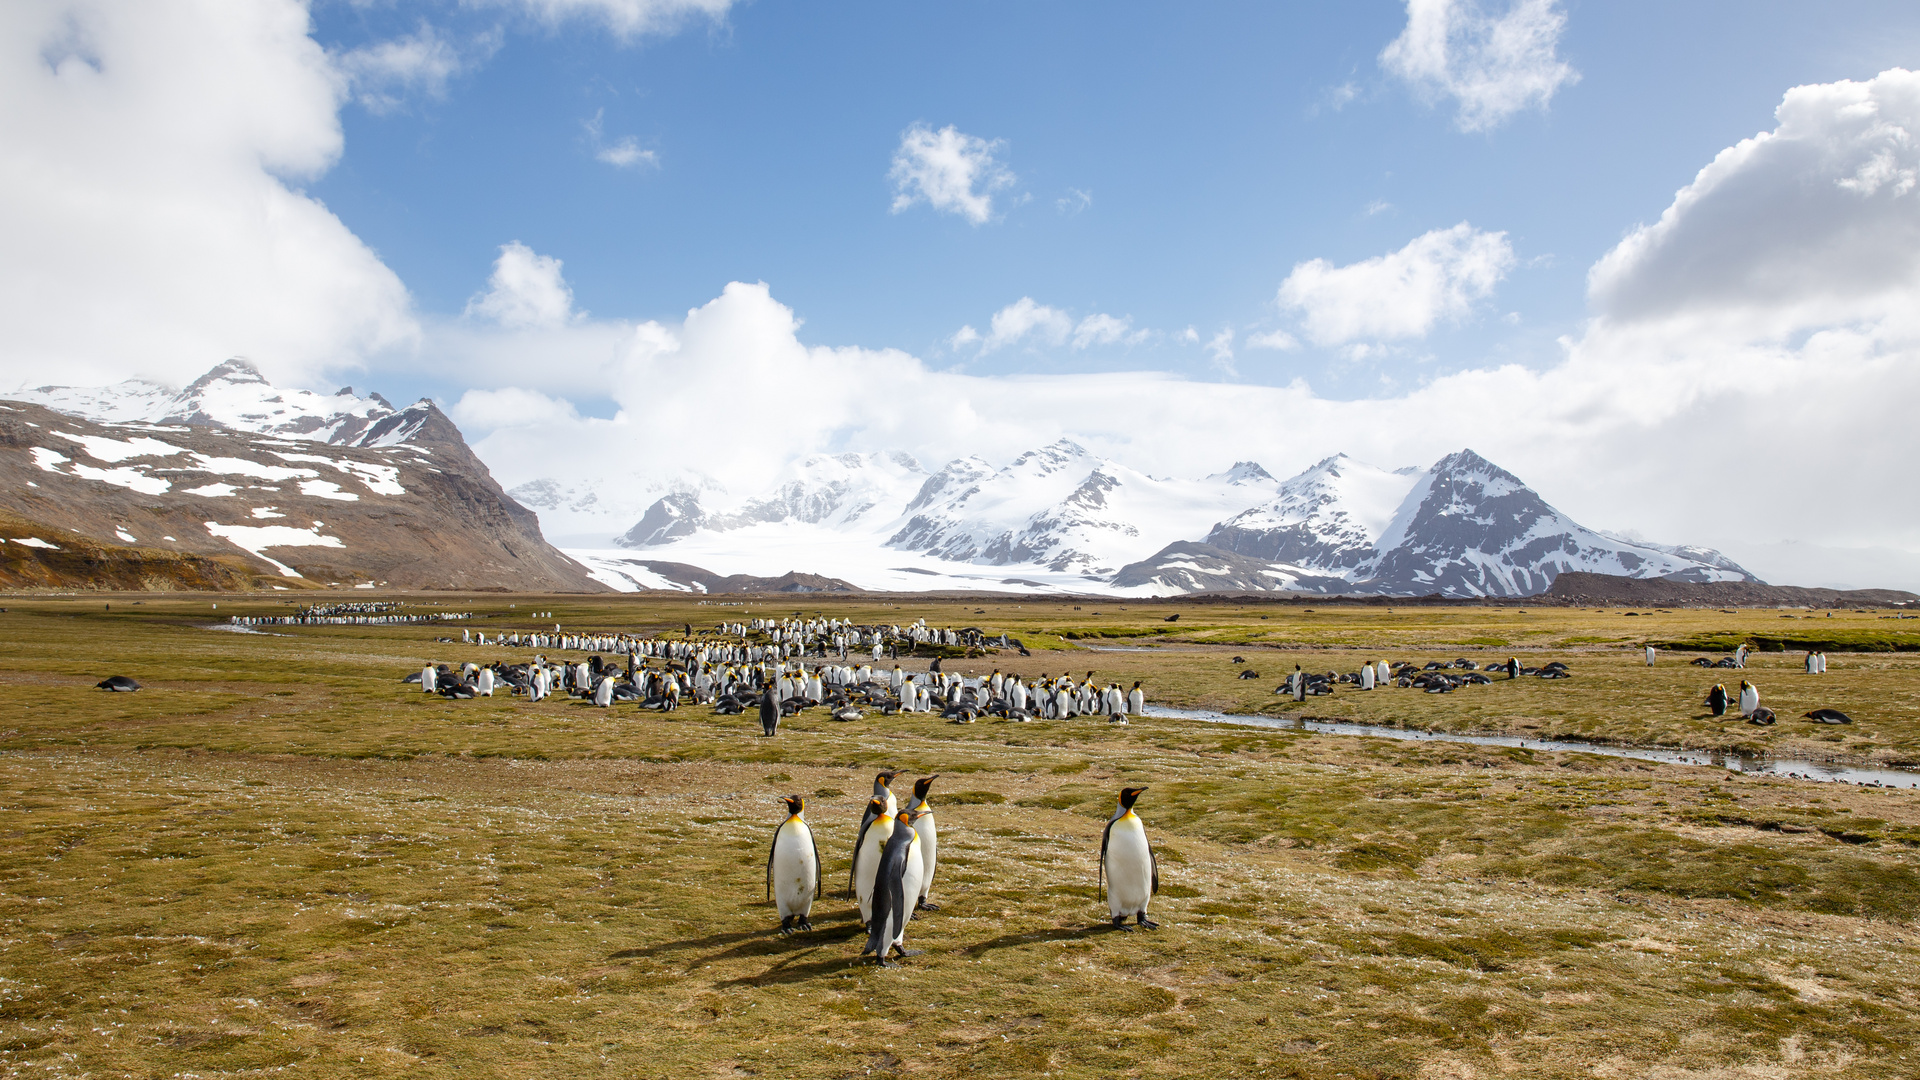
{"left": 607, "top": 907, "right": 862, "bottom": 965}
{"left": 961, "top": 922, "right": 1131, "bottom": 957}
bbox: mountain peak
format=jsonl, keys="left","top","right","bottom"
{"left": 180, "top": 357, "right": 268, "bottom": 394}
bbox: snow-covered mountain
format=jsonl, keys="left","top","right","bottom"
{"left": 1204, "top": 454, "right": 1423, "bottom": 571}
{"left": 601, "top": 439, "right": 1754, "bottom": 596}
{"left": 611, "top": 451, "right": 929, "bottom": 548}
{"left": 885, "top": 440, "right": 1279, "bottom": 577}
{"left": 1, "top": 361, "right": 600, "bottom": 591}
{"left": 11, "top": 358, "right": 433, "bottom": 448}
{"left": 1351, "top": 449, "right": 1757, "bottom": 596}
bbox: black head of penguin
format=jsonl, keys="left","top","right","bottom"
{"left": 1118, "top": 786, "right": 1148, "bottom": 811}
{"left": 783, "top": 794, "right": 805, "bottom": 816}
{"left": 912, "top": 775, "right": 939, "bottom": 803}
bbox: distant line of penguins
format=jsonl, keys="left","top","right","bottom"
{"left": 1266, "top": 656, "right": 1569, "bottom": 700}
{"left": 767, "top": 772, "right": 1159, "bottom": 966}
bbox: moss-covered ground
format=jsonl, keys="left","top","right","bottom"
{"left": 2, "top": 594, "right": 1918, "bottom": 1078}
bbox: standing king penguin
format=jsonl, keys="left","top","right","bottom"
{"left": 1707, "top": 683, "right": 1729, "bottom": 717}
{"left": 1739, "top": 680, "right": 1760, "bottom": 718}
{"left": 851, "top": 798, "right": 896, "bottom": 926}
{"left": 1100, "top": 787, "right": 1160, "bottom": 930}
{"left": 862, "top": 811, "right": 925, "bottom": 966}
{"left": 908, "top": 776, "right": 940, "bottom": 910}
{"left": 765, "top": 795, "right": 822, "bottom": 935}
{"left": 759, "top": 685, "right": 780, "bottom": 737}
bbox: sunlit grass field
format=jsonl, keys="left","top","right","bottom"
{"left": 3, "top": 594, "right": 1918, "bottom": 1078}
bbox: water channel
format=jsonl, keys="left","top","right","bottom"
{"left": 1143, "top": 705, "right": 1920, "bottom": 789}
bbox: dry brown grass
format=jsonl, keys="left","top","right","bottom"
{"left": 2, "top": 594, "right": 1918, "bottom": 1078}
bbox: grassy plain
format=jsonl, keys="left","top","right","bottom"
{"left": 2, "top": 594, "right": 1918, "bottom": 1079}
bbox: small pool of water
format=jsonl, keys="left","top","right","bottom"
{"left": 1144, "top": 706, "right": 1919, "bottom": 789}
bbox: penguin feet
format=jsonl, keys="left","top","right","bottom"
{"left": 1112, "top": 916, "right": 1136, "bottom": 932}
{"left": 916, "top": 899, "right": 941, "bottom": 911}
{"left": 1135, "top": 915, "right": 1159, "bottom": 930}
{"left": 797, "top": 917, "right": 814, "bottom": 932}
{"left": 778, "top": 916, "right": 795, "bottom": 936}
{"left": 892, "top": 948, "right": 924, "bottom": 958}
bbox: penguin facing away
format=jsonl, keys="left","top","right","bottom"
{"left": 1100, "top": 787, "right": 1160, "bottom": 931}
{"left": 909, "top": 775, "right": 940, "bottom": 910}
{"left": 1707, "top": 683, "right": 1729, "bottom": 717}
{"left": 851, "top": 798, "right": 895, "bottom": 925}
{"left": 862, "top": 811, "right": 923, "bottom": 966}
{"left": 759, "top": 685, "right": 779, "bottom": 737}
{"left": 766, "top": 794, "right": 822, "bottom": 935}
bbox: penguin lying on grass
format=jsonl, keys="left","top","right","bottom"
{"left": 1100, "top": 787, "right": 1160, "bottom": 931}
{"left": 1804, "top": 708, "right": 1853, "bottom": 724}
{"left": 95, "top": 675, "right": 140, "bottom": 692}
{"left": 766, "top": 795, "right": 821, "bottom": 935}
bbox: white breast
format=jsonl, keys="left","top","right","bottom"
{"left": 1105, "top": 815, "right": 1154, "bottom": 918}
{"left": 771, "top": 818, "right": 817, "bottom": 918}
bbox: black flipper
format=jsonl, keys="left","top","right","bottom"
{"left": 1098, "top": 816, "right": 1114, "bottom": 902}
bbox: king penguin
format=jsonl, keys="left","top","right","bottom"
{"left": 857, "top": 770, "right": 900, "bottom": 837}
{"left": 1707, "top": 683, "right": 1729, "bottom": 717}
{"left": 759, "top": 684, "right": 779, "bottom": 737}
{"left": 1100, "top": 787, "right": 1159, "bottom": 931}
{"left": 1127, "top": 681, "right": 1145, "bottom": 715}
{"left": 765, "top": 795, "right": 821, "bottom": 935}
{"left": 851, "top": 797, "right": 895, "bottom": 926}
{"left": 908, "top": 775, "right": 940, "bottom": 911}
{"left": 862, "top": 811, "right": 924, "bottom": 966}
{"left": 1739, "top": 680, "right": 1760, "bottom": 718}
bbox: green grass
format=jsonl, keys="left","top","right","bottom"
{"left": 2, "top": 594, "right": 1919, "bottom": 1078}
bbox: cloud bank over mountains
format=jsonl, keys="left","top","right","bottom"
{"left": 1, "top": 1, "right": 1916, "bottom": 588}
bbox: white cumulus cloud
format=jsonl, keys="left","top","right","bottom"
{"left": 1277, "top": 223, "right": 1514, "bottom": 345}
{"left": 889, "top": 123, "right": 1016, "bottom": 225}
{"left": 0, "top": 0, "right": 417, "bottom": 391}
{"left": 1589, "top": 67, "right": 1920, "bottom": 340}
{"left": 1380, "top": 0, "right": 1578, "bottom": 132}
{"left": 466, "top": 242, "right": 578, "bottom": 329}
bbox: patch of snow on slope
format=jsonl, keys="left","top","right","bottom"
{"left": 53, "top": 431, "right": 187, "bottom": 463}
{"left": 202, "top": 521, "right": 344, "bottom": 577}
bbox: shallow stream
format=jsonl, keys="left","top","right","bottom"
{"left": 1144, "top": 705, "right": 1920, "bottom": 788}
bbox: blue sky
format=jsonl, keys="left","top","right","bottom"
{"left": 307, "top": 0, "right": 1920, "bottom": 400}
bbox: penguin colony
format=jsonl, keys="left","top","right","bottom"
{"left": 771, "top": 776, "right": 1161, "bottom": 966}
{"left": 396, "top": 616, "right": 1150, "bottom": 723}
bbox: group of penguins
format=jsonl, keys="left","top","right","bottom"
{"left": 766, "top": 771, "right": 1160, "bottom": 966}
{"left": 741, "top": 666, "right": 1150, "bottom": 734}
{"left": 1266, "top": 656, "right": 1569, "bottom": 700}
{"left": 1703, "top": 679, "right": 1853, "bottom": 726}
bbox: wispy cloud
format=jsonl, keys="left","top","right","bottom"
{"left": 1056, "top": 188, "right": 1093, "bottom": 215}
{"left": 584, "top": 110, "right": 658, "bottom": 169}
{"left": 1380, "top": 0, "right": 1579, "bottom": 132}
{"left": 889, "top": 123, "right": 1016, "bottom": 225}
{"left": 335, "top": 24, "right": 498, "bottom": 115}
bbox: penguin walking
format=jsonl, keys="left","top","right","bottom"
{"left": 851, "top": 798, "right": 896, "bottom": 926}
{"left": 1739, "top": 680, "right": 1760, "bottom": 718}
{"left": 759, "top": 685, "right": 779, "bottom": 737}
{"left": 862, "top": 811, "right": 924, "bottom": 966}
{"left": 908, "top": 776, "right": 940, "bottom": 911}
{"left": 1099, "top": 787, "right": 1159, "bottom": 931}
{"left": 766, "top": 795, "right": 821, "bottom": 935}
{"left": 1707, "top": 683, "right": 1729, "bottom": 717}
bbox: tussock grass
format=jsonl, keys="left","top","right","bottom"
{"left": 2, "top": 595, "right": 1919, "bottom": 1077}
